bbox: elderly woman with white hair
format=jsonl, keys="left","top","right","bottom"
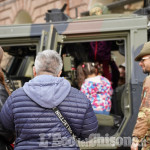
{"left": 1, "top": 49, "right": 98, "bottom": 150}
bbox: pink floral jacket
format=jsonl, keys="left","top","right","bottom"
{"left": 81, "top": 75, "right": 113, "bottom": 115}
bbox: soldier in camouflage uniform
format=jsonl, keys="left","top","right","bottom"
{"left": 131, "top": 41, "right": 150, "bottom": 150}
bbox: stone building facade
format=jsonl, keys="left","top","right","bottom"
{"left": 0, "top": 0, "right": 91, "bottom": 25}
{"left": 0, "top": 0, "right": 144, "bottom": 25}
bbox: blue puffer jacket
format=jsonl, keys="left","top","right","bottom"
{"left": 0, "top": 75, "right": 98, "bottom": 150}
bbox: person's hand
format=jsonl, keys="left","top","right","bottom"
{"left": 131, "top": 142, "right": 139, "bottom": 150}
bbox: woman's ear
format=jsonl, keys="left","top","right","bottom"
{"left": 33, "top": 66, "right": 37, "bottom": 77}
{"left": 58, "top": 71, "right": 62, "bottom": 77}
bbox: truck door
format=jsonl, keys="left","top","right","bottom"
{"left": 54, "top": 14, "right": 147, "bottom": 149}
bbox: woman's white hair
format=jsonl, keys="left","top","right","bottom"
{"left": 34, "top": 50, "right": 63, "bottom": 76}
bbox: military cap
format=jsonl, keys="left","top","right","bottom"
{"left": 135, "top": 41, "right": 150, "bottom": 61}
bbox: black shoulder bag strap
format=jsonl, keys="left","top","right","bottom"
{"left": 52, "top": 107, "right": 77, "bottom": 141}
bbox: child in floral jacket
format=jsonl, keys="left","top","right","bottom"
{"left": 77, "top": 62, "right": 113, "bottom": 115}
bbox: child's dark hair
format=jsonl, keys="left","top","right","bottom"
{"left": 77, "top": 62, "right": 97, "bottom": 88}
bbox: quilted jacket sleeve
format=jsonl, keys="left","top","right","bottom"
{"left": 80, "top": 101, "right": 98, "bottom": 139}
{"left": 0, "top": 95, "right": 15, "bottom": 131}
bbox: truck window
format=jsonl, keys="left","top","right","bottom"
{"left": 1, "top": 45, "right": 36, "bottom": 91}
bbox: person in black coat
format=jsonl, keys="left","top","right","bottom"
{"left": 0, "top": 46, "right": 15, "bottom": 150}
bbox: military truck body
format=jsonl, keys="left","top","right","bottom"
{"left": 0, "top": 14, "right": 148, "bottom": 149}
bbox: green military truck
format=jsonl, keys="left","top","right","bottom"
{"left": 0, "top": 13, "right": 148, "bottom": 149}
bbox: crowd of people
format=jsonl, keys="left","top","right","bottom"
{"left": 2, "top": 39, "right": 150, "bottom": 150}
{"left": 0, "top": 0, "right": 148, "bottom": 149}
{"left": 0, "top": 45, "right": 127, "bottom": 149}
{"left": 0, "top": 48, "right": 98, "bottom": 149}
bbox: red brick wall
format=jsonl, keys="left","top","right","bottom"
{"left": 0, "top": 0, "right": 90, "bottom": 25}
{"left": 0, "top": 0, "right": 144, "bottom": 25}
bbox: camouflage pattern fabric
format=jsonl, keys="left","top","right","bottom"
{"left": 132, "top": 75, "right": 150, "bottom": 149}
